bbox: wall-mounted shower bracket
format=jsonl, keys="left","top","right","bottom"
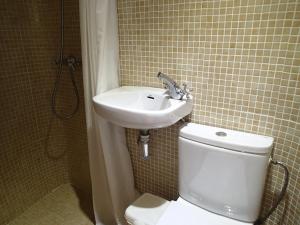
{"left": 138, "top": 130, "right": 150, "bottom": 160}
{"left": 55, "top": 55, "right": 81, "bottom": 72}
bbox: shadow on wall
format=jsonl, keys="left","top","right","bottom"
{"left": 73, "top": 184, "right": 95, "bottom": 223}
{"left": 43, "top": 114, "right": 94, "bottom": 223}
{"left": 43, "top": 115, "right": 67, "bottom": 160}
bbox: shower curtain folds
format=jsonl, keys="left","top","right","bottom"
{"left": 79, "top": 0, "right": 137, "bottom": 224}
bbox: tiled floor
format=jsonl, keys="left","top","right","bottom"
{"left": 7, "top": 184, "right": 94, "bottom": 225}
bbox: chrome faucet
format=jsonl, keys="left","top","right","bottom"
{"left": 157, "top": 72, "right": 190, "bottom": 100}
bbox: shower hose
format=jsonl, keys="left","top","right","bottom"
{"left": 254, "top": 160, "right": 289, "bottom": 225}
{"left": 51, "top": 0, "right": 79, "bottom": 120}
{"left": 51, "top": 61, "right": 80, "bottom": 120}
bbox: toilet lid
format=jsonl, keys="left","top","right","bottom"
{"left": 156, "top": 198, "right": 252, "bottom": 225}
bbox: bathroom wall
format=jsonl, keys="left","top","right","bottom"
{"left": 0, "top": 0, "right": 91, "bottom": 224}
{"left": 118, "top": 1, "right": 300, "bottom": 225}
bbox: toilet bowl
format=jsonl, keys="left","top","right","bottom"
{"left": 125, "top": 193, "right": 169, "bottom": 225}
{"left": 125, "top": 123, "right": 273, "bottom": 225}
{"left": 125, "top": 194, "right": 252, "bottom": 225}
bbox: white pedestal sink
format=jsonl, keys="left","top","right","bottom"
{"left": 93, "top": 86, "right": 193, "bottom": 129}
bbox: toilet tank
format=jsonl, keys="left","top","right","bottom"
{"left": 178, "top": 123, "right": 273, "bottom": 222}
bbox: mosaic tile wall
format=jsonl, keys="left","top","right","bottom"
{"left": 0, "top": 0, "right": 91, "bottom": 224}
{"left": 118, "top": 1, "right": 300, "bottom": 225}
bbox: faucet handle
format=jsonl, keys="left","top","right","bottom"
{"left": 182, "top": 82, "right": 193, "bottom": 98}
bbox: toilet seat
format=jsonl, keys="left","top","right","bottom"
{"left": 156, "top": 197, "right": 252, "bottom": 225}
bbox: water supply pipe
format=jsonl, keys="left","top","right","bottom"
{"left": 139, "top": 130, "right": 150, "bottom": 160}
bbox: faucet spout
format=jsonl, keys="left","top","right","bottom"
{"left": 157, "top": 72, "right": 184, "bottom": 100}
{"left": 157, "top": 72, "right": 176, "bottom": 86}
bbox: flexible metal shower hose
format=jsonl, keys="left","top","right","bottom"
{"left": 51, "top": 0, "right": 79, "bottom": 120}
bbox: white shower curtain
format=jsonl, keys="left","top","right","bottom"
{"left": 79, "top": 0, "right": 137, "bottom": 224}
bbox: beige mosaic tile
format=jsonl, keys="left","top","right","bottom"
{"left": 7, "top": 184, "right": 94, "bottom": 225}
{"left": 0, "top": 0, "right": 91, "bottom": 224}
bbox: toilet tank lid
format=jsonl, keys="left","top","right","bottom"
{"left": 179, "top": 123, "right": 274, "bottom": 154}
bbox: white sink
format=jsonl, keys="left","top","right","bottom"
{"left": 93, "top": 86, "right": 193, "bottom": 129}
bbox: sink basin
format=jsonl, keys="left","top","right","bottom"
{"left": 93, "top": 86, "right": 193, "bottom": 129}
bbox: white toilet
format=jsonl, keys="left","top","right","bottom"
{"left": 125, "top": 123, "right": 273, "bottom": 225}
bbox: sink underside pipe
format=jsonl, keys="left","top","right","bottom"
{"left": 139, "top": 130, "right": 150, "bottom": 160}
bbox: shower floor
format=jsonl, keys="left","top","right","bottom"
{"left": 7, "top": 184, "right": 94, "bottom": 225}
